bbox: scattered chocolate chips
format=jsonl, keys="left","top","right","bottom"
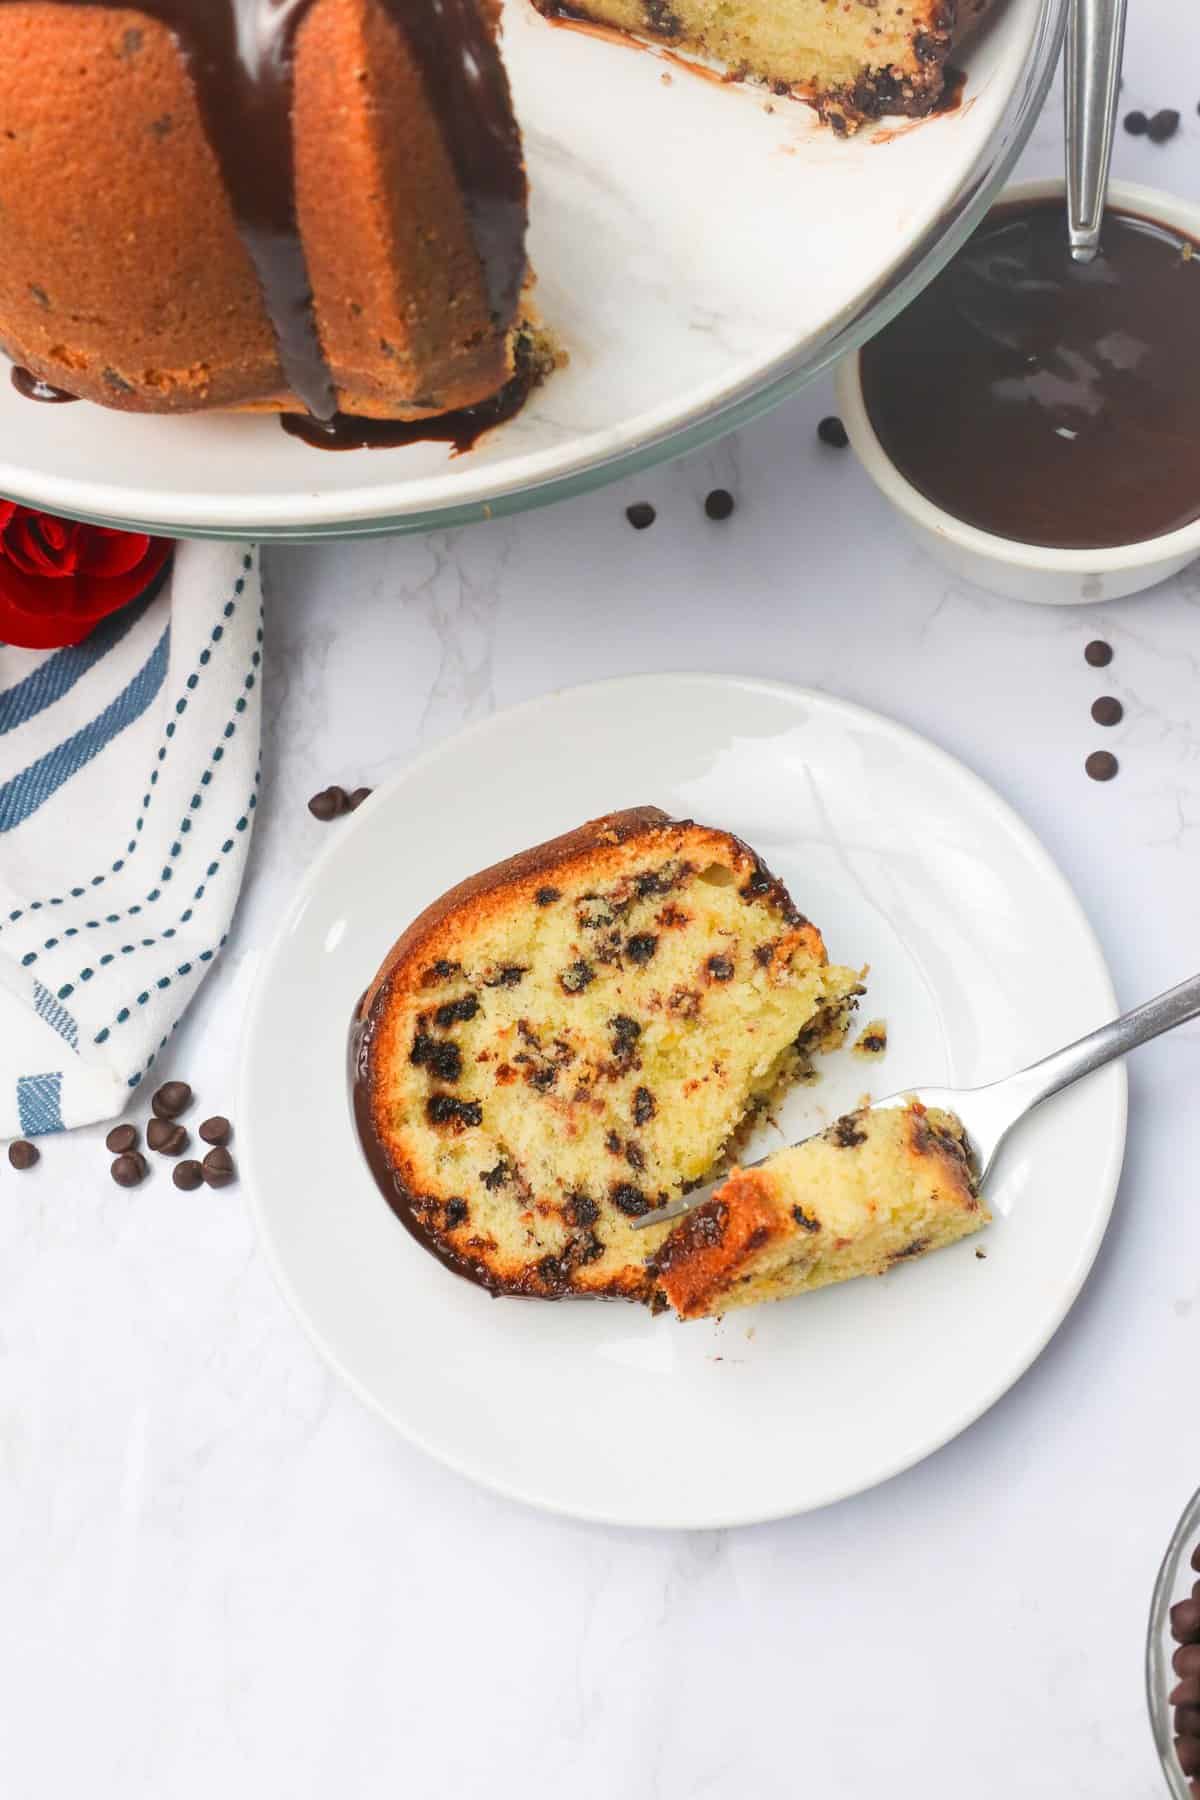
{"left": 625, "top": 501, "right": 656, "bottom": 530}
{"left": 147, "top": 1117, "right": 189, "bottom": 1156}
{"left": 817, "top": 415, "right": 849, "bottom": 449}
{"left": 534, "top": 886, "right": 561, "bottom": 907}
{"left": 611, "top": 1182, "right": 651, "bottom": 1217}
{"left": 706, "top": 953, "right": 734, "bottom": 981}
{"left": 111, "top": 1151, "right": 148, "bottom": 1187}
{"left": 566, "top": 1192, "right": 599, "bottom": 1227}
{"left": 173, "top": 1159, "right": 204, "bottom": 1191}
{"left": 625, "top": 1141, "right": 646, "bottom": 1172}
{"left": 1148, "top": 108, "right": 1181, "bottom": 143}
{"left": 832, "top": 1115, "right": 868, "bottom": 1149}
{"left": 1084, "top": 639, "right": 1113, "bottom": 667}
{"left": 151, "top": 1080, "right": 192, "bottom": 1119}
{"left": 479, "top": 1160, "right": 510, "bottom": 1190}
{"left": 626, "top": 932, "right": 658, "bottom": 964}
{"left": 201, "top": 1146, "right": 236, "bottom": 1188}
{"left": 1124, "top": 109, "right": 1149, "bottom": 135}
{"left": 8, "top": 1139, "right": 38, "bottom": 1170}
{"left": 105, "top": 1123, "right": 138, "bottom": 1155}
{"left": 704, "top": 488, "right": 735, "bottom": 521}
{"left": 1086, "top": 750, "right": 1119, "bottom": 782}
{"left": 347, "top": 786, "right": 373, "bottom": 811}
{"left": 308, "top": 785, "right": 348, "bottom": 821}
{"left": 791, "top": 1205, "right": 821, "bottom": 1232}
{"left": 198, "top": 1115, "right": 231, "bottom": 1146}
{"left": 484, "top": 964, "right": 526, "bottom": 988}
{"left": 444, "top": 1197, "right": 469, "bottom": 1228}
{"left": 1091, "top": 695, "right": 1123, "bottom": 727}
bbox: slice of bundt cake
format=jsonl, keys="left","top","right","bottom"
{"left": 533, "top": 0, "right": 1000, "bottom": 132}
{"left": 354, "top": 807, "right": 863, "bottom": 1299}
{"left": 652, "top": 1100, "right": 988, "bottom": 1319}
{"left": 0, "top": 0, "right": 528, "bottom": 420}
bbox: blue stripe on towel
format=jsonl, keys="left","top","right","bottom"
{"left": 16, "top": 1071, "right": 63, "bottom": 1135}
{"left": 32, "top": 980, "right": 79, "bottom": 1051}
{"left": 0, "top": 570, "right": 166, "bottom": 739}
{"left": 0, "top": 625, "right": 169, "bottom": 834}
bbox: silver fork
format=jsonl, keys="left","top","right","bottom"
{"left": 631, "top": 972, "right": 1200, "bottom": 1232}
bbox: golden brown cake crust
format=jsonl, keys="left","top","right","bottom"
{"left": 0, "top": 0, "right": 524, "bottom": 417}
{"left": 354, "top": 809, "right": 861, "bottom": 1301}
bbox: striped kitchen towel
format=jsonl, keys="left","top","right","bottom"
{"left": 0, "top": 540, "right": 262, "bottom": 1136}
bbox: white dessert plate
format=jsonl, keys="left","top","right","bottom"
{"left": 240, "top": 675, "right": 1125, "bottom": 1528}
{"left": 0, "top": 0, "right": 1063, "bottom": 539}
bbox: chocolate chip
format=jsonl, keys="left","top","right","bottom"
{"left": 198, "top": 1116, "right": 231, "bottom": 1146}
{"left": 560, "top": 960, "right": 595, "bottom": 994}
{"left": 444, "top": 1197, "right": 469, "bottom": 1227}
{"left": 201, "top": 1146, "right": 236, "bottom": 1188}
{"left": 434, "top": 995, "right": 480, "bottom": 1027}
{"left": 632, "top": 1086, "right": 656, "bottom": 1127}
{"left": 817, "top": 415, "right": 849, "bottom": 449}
{"left": 484, "top": 965, "right": 526, "bottom": 988}
{"left": 605, "top": 1131, "right": 622, "bottom": 1155}
{"left": 792, "top": 1205, "right": 821, "bottom": 1232}
{"left": 566, "top": 1192, "right": 599, "bottom": 1227}
{"left": 625, "top": 1141, "right": 646, "bottom": 1172}
{"left": 626, "top": 932, "right": 658, "bottom": 964}
{"left": 111, "top": 1151, "right": 147, "bottom": 1187}
{"left": 173, "top": 1159, "right": 204, "bottom": 1191}
{"left": 105, "top": 1123, "right": 138, "bottom": 1155}
{"left": 625, "top": 502, "right": 656, "bottom": 530}
{"left": 410, "top": 1035, "right": 463, "bottom": 1081}
{"left": 535, "top": 886, "right": 561, "bottom": 906}
{"left": 480, "top": 1161, "right": 509, "bottom": 1190}
{"left": 1179, "top": 1738, "right": 1200, "bottom": 1779}
{"left": 706, "top": 953, "right": 734, "bottom": 981}
{"left": 704, "top": 488, "right": 735, "bottom": 521}
{"left": 1148, "top": 108, "right": 1181, "bottom": 143}
{"left": 1091, "top": 695, "right": 1123, "bottom": 726}
{"left": 611, "top": 1182, "right": 651, "bottom": 1217}
{"left": 1124, "top": 109, "right": 1149, "bottom": 135}
{"left": 307, "top": 785, "right": 348, "bottom": 821}
{"left": 347, "top": 786, "right": 372, "bottom": 810}
{"left": 7, "top": 1139, "right": 38, "bottom": 1170}
{"left": 426, "top": 1094, "right": 482, "bottom": 1129}
{"left": 1086, "top": 750, "right": 1119, "bottom": 782}
{"left": 832, "top": 1115, "right": 868, "bottom": 1149}
{"left": 1173, "top": 1600, "right": 1200, "bottom": 1645}
{"left": 1084, "top": 639, "right": 1113, "bottom": 667}
{"left": 151, "top": 1080, "right": 192, "bottom": 1119}
{"left": 147, "top": 1117, "right": 189, "bottom": 1156}
{"left": 609, "top": 1015, "right": 642, "bottom": 1064}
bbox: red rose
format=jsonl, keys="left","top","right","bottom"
{"left": 0, "top": 499, "right": 173, "bottom": 651}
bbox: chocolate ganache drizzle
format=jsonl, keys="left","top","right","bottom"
{"left": 16, "top": 0, "right": 526, "bottom": 422}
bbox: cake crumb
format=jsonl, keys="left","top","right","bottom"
{"left": 661, "top": 71, "right": 672, "bottom": 85}
{"left": 853, "top": 1019, "right": 888, "bottom": 1058}
{"left": 975, "top": 1247, "right": 987, "bottom": 1259}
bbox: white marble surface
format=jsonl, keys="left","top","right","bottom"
{"left": 6, "top": 36, "right": 1200, "bottom": 1800}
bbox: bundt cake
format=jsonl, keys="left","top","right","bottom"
{"left": 0, "top": 0, "right": 528, "bottom": 421}
{"left": 653, "top": 1101, "right": 987, "bottom": 1319}
{"left": 534, "top": 0, "right": 1000, "bottom": 133}
{"left": 353, "top": 807, "right": 864, "bottom": 1300}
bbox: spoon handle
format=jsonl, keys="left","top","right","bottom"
{"left": 1065, "top": 0, "right": 1129, "bottom": 264}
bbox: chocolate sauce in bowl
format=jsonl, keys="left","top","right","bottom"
{"left": 10, "top": 365, "right": 79, "bottom": 404}
{"left": 860, "top": 199, "right": 1200, "bottom": 550}
{"left": 10, "top": 0, "right": 526, "bottom": 422}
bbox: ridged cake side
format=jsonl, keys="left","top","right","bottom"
{"left": 355, "top": 808, "right": 863, "bottom": 1300}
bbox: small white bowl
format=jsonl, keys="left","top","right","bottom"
{"left": 835, "top": 178, "right": 1200, "bottom": 606}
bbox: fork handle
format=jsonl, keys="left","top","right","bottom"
{"left": 1007, "top": 971, "right": 1200, "bottom": 1115}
